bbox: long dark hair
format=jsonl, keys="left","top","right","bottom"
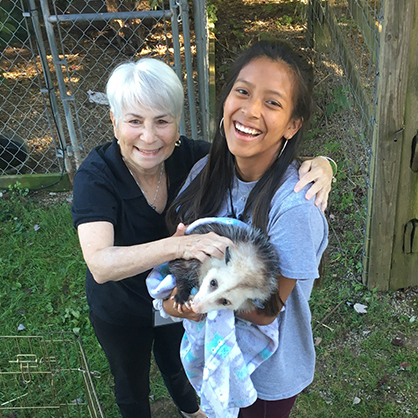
{"left": 167, "top": 40, "right": 313, "bottom": 234}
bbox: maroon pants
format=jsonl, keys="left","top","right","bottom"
{"left": 238, "top": 395, "right": 297, "bottom": 418}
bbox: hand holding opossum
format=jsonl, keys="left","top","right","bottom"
{"left": 169, "top": 218, "right": 280, "bottom": 315}
{"left": 173, "top": 222, "right": 233, "bottom": 263}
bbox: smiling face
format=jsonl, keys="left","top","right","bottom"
{"left": 111, "top": 105, "right": 180, "bottom": 175}
{"left": 223, "top": 57, "right": 302, "bottom": 181}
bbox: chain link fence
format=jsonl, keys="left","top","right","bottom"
{"left": 308, "top": 0, "right": 382, "bottom": 281}
{"left": 1, "top": 0, "right": 65, "bottom": 177}
{"left": 1, "top": 0, "right": 209, "bottom": 180}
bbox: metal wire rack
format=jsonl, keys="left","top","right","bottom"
{"left": 0, "top": 332, "right": 105, "bottom": 417}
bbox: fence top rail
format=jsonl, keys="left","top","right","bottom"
{"left": 47, "top": 10, "right": 172, "bottom": 24}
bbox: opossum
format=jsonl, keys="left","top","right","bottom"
{"left": 169, "top": 218, "right": 280, "bottom": 315}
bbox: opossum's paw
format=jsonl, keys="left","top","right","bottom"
{"left": 173, "top": 294, "right": 193, "bottom": 306}
{"left": 173, "top": 292, "right": 193, "bottom": 313}
{"left": 174, "top": 289, "right": 191, "bottom": 304}
{"left": 173, "top": 300, "right": 193, "bottom": 314}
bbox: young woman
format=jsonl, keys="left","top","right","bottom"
{"left": 166, "top": 40, "right": 328, "bottom": 418}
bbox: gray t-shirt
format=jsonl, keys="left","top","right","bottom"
{"left": 183, "top": 156, "right": 329, "bottom": 400}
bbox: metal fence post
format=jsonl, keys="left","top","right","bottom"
{"left": 169, "top": 0, "right": 187, "bottom": 136}
{"left": 179, "top": 0, "right": 198, "bottom": 140}
{"left": 27, "top": 0, "right": 73, "bottom": 178}
{"left": 38, "top": 0, "right": 83, "bottom": 168}
{"left": 193, "top": 0, "right": 209, "bottom": 141}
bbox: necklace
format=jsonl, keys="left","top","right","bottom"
{"left": 124, "top": 160, "right": 165, "bottom": 210}
{"left": 228, "top": 179, "right": 252, "bottom": 221}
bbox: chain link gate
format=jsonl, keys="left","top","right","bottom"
{"left": 0, "top": 0, "right": 68, "bottom": 182}
{"left": 1, "top": 0, "right": 209, "bottom": 186}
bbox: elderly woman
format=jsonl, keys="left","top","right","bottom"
{"left": 71, "top": 57, "right": 333, "bottom": 418}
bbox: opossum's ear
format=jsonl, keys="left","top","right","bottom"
{"left": 225, "top": 246, "right": 231, "bottom": 265}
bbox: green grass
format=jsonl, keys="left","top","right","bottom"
{"left": 1, "top": 185, "right": 417, "bottom": 417}
{"left": 294, "top": 273, "right": 418, "bottom": 417}
{"left": 0, "top": 186, "right": 177, "bottom": 416}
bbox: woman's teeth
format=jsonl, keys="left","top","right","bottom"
{"left": 235, "top": 121, "right": 261, "bottom": 136}
{"left": 139, "top": 149, "right": 159, "bottom": 154}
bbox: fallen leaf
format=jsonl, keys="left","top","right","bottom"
{"left": 314, "top": 337, "right": 322, "bottom": 346}
{"left": 354, "top": 303, "right": 368, "bottom": 314}
{"left": 399, "top": 362, "right": 411, "bottom": 370}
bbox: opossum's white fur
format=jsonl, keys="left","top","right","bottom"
{"left": 169, "top": 222, "right": 279, "bottom": 314}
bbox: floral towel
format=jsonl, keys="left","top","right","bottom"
{"left": 146, "top": 266, "right": 279, "bottom": 418}
{"left": 146, "top": 218, "right": 279, "bottom": 418}
{"left": 181, "top": 310, "right": 278, "bottom": 418}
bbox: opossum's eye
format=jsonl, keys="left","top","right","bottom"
{"left": 219, "top": 299, "right": 231, "bottom": 306}
{"left": 210, "top": 279, "right": 218, "bottom": 288}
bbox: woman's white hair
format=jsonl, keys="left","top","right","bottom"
{"left": 106, "top": 58, "right": 184, "bottom": 125}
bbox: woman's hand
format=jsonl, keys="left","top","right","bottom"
{"left": 173, "top": 223, "right": 233, "bottom": 263}
{"left": 163, "top": 287, "right": 205, "bottom": 322}
{"left": 76, "top": 221, "right": 232, "bottom": 284}
{"left": 294, "top": 157, "right": 334, "bottom": 211}
{"left": 236, "top": 276, "right": 297, "bottom": 325}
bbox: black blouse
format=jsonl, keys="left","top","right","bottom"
{"left": 71, "top": 136, "right": 210, "bottom": 326}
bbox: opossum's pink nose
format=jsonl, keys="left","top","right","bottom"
{"left": 191, "top": 300, "right": 208, "bottom": 314}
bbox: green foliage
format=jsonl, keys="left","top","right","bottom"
{"left": 0, "top": 9, "right": 16, "bottom": 37}
{"left": 147, "top": 0, "right": 162, "bottom": 10}
{"left": 262, "top": 1, "right": 276, "bottom": 14}
{"left": 0, "top": 4, "right": 26, "bottom": 48}
{"left": 0, "top": 192, "right": 166, "bottom": 415}
{"left": 276, "top": 15, "right": 293, "bottom": 29}
{"left": 302, "top": 275, "right": 418, "bottom": 417}
{"left": 207, "top": 1, "right": 218, "bottom": 28}
{"left": 228, "top": 18, "right": 246, "bottom": 42}
{"left": 326, "top": 86, "right": 351, "bottom": 117}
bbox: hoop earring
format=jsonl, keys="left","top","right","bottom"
{"left": 219, "top": 117, "right": 225, "bottom": 137}
{"left": 175, "top": 138, "right": 182, "bottom": 147}
{"left": 278, "top": 139, "right": 288, "bottom": 158}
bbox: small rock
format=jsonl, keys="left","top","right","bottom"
{"left": 391, "top": 337, "right": 404, "bottom": 347}
{"left": 354, "top": 303, "right": 368, "bottom": 314}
